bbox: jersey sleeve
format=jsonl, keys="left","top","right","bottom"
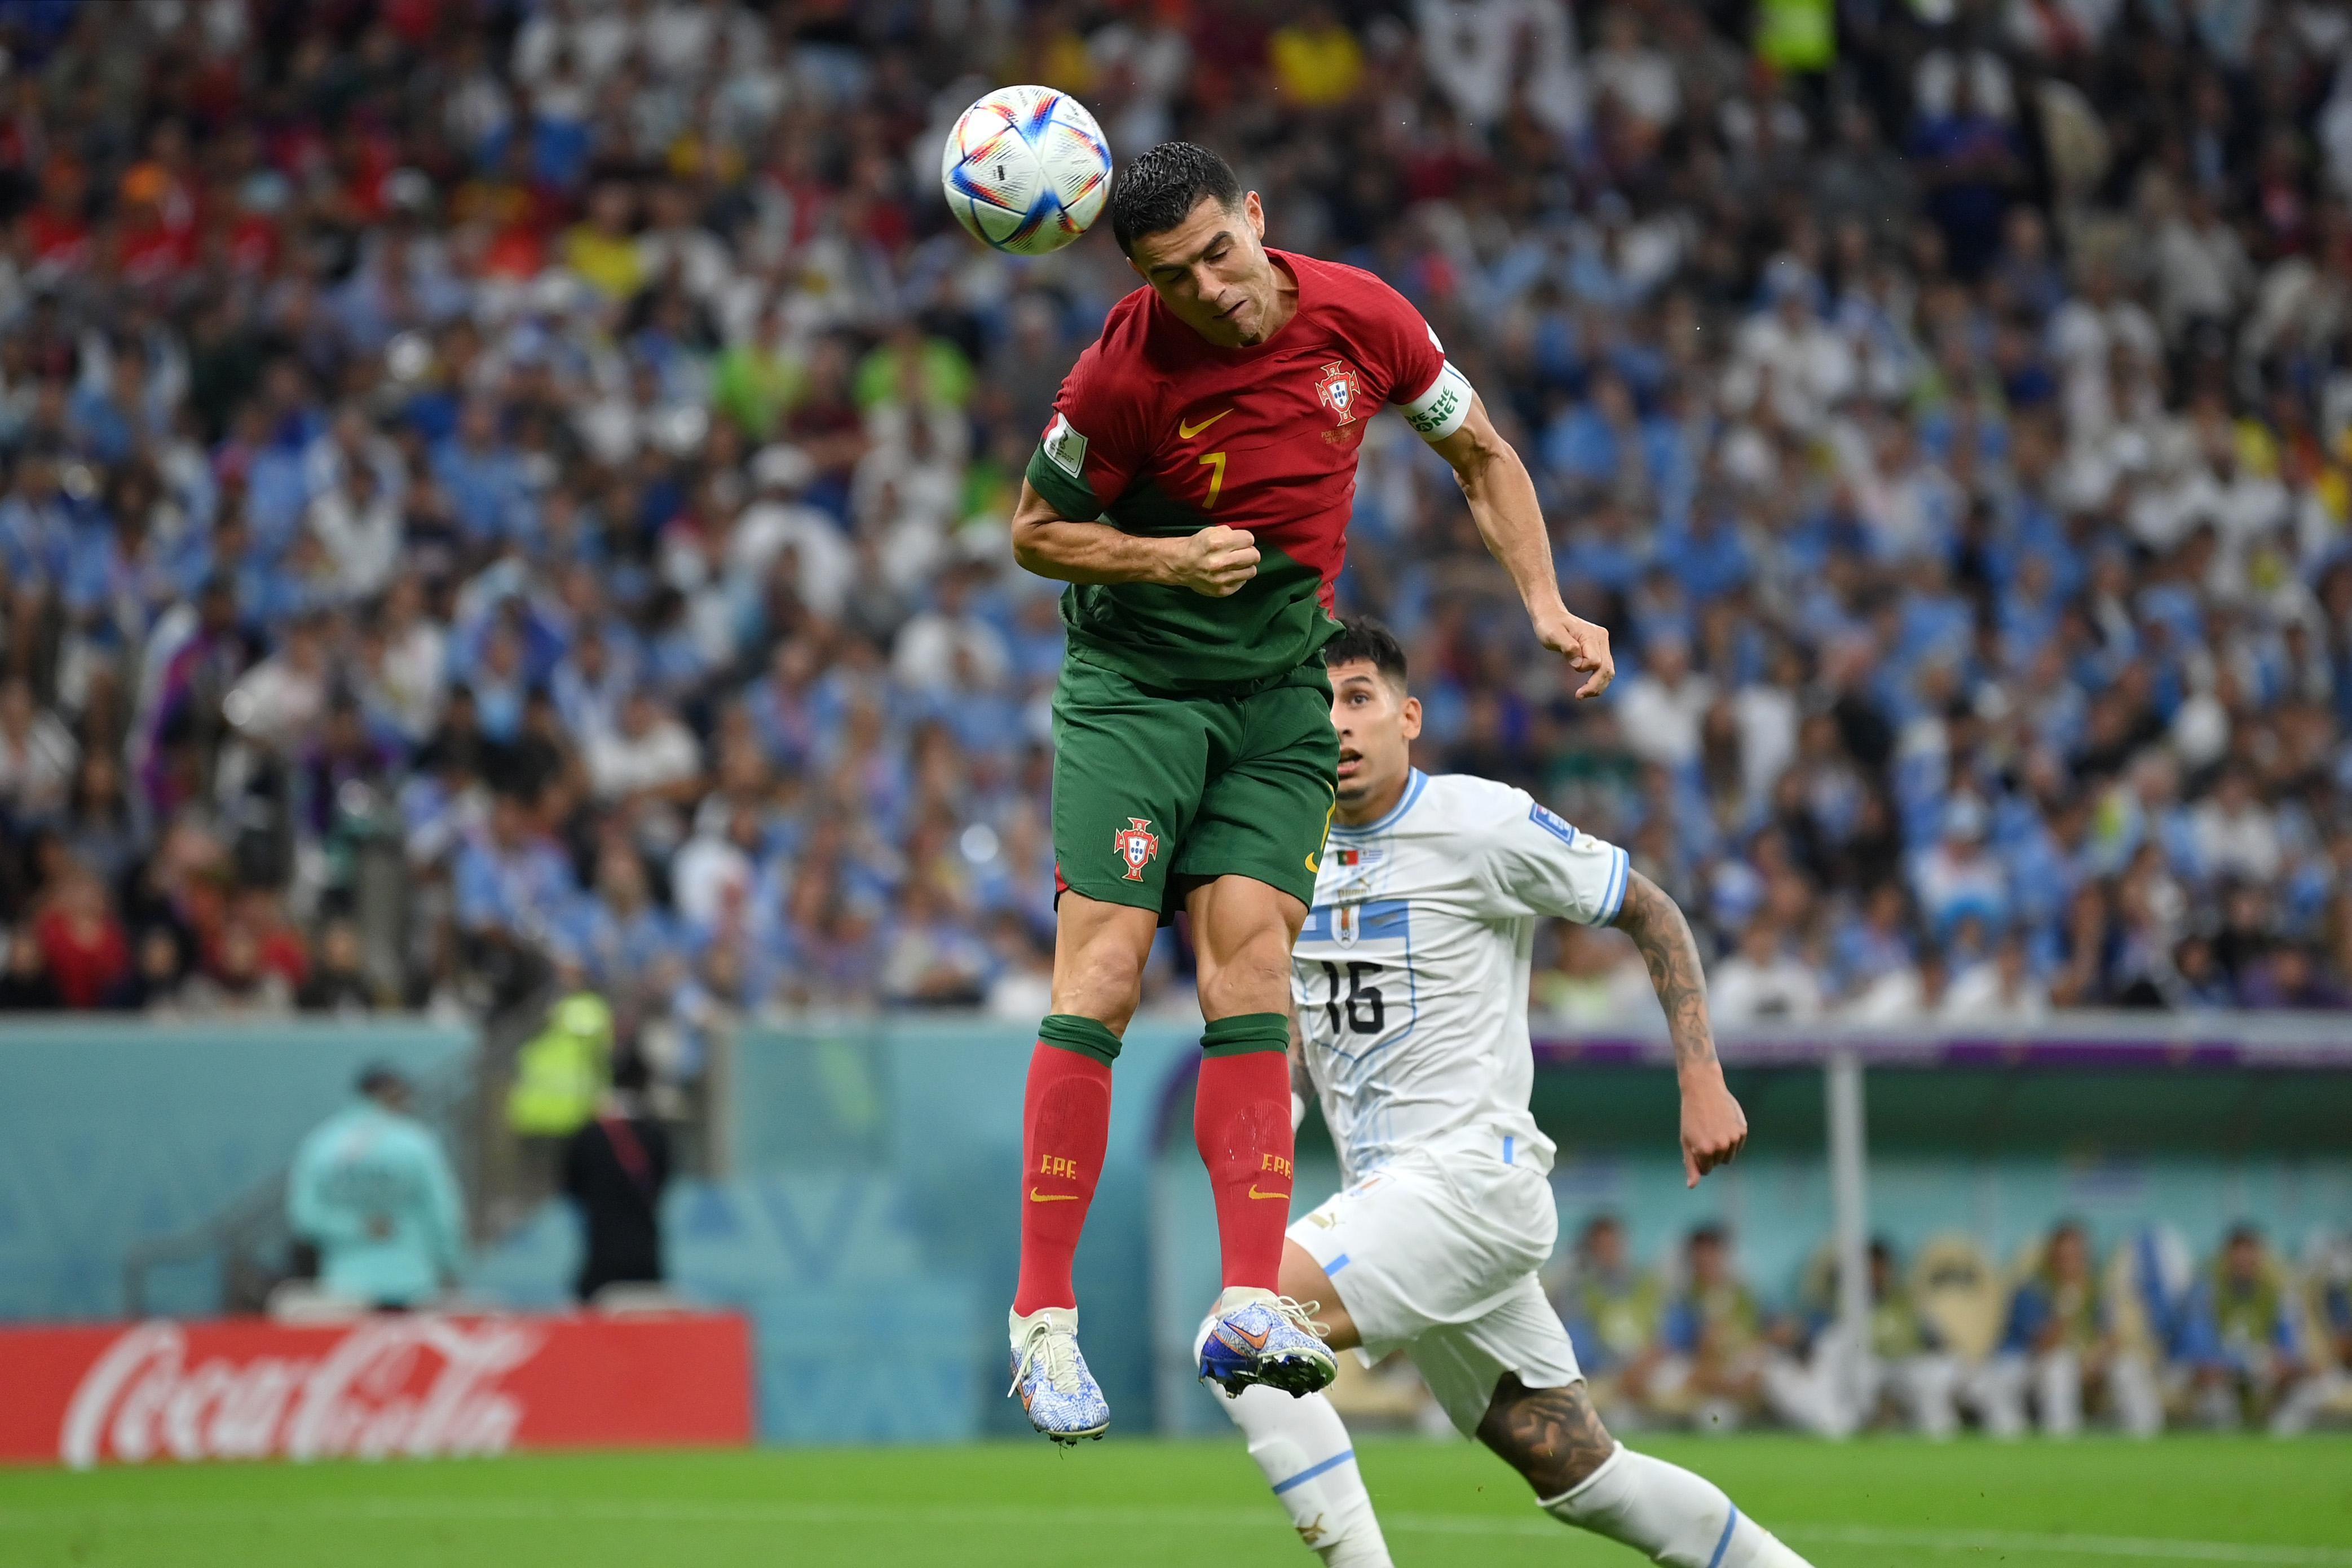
{"left": 1476, "top": 788, "right": 1630, "bottom": 926}
{"left": 1023, "top": 332, "right": 1153, "bottom": 521}
{"left": 1351, "top": 273, "right": 1471, "bottom": 442}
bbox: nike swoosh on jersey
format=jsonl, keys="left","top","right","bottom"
{"left": 1029, "top": 1190, "right": 1083, "bottom": 1203}
{"left": 1177, "top": 408, "right": 1234, "bottom": 439}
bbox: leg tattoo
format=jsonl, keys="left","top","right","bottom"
{"left": 1476, "top": 1373, "right": 1618, "bottom": 1498}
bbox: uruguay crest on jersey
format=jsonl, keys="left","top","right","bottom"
{"left": 1114, "top": 816, "right": 1160, "bottom": 881}
{"left": 1316, "top": 360, "right": 1360, "bottom": 425}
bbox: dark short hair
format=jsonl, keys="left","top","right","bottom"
{"left": 1323, "top": 615, "right": 1408, "bottom": 688}
{"left": 1108, "top": 142, "right": 1242, "bottom": 254}
{"left": 356, "top": 1063, "right": 408, "bottom": 1099}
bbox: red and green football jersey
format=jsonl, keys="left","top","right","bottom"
{"left": 1024, "top": 250, "right": 1450, "bottom": 691}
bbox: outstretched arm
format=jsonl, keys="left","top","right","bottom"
{"left": 1610, "top": 869, "right": 1748, "bottom": 1187}
{"left": 1009, "top": 479, "right": 1261, "bottom": 596}
{"left": 1428, "top": 396, "right": 1613, "bottom": 698}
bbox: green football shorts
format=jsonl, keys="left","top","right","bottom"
{"left": 1051, "top": 654, "right": 1339, "bottom": 921}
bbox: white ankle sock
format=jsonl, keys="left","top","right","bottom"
{"left": 1541, "top": 1445, "right": 1812, "bottom": 1567}
{"left": 1216, "top": 1381, "right": 1392, "bottom": 1566}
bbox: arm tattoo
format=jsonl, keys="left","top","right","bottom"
{"left": 1611, "top": 871, "right": 1718, "bottom": 1075}
{"left": 1475, "top": 1373, "right": 1617, "bottom": 1497}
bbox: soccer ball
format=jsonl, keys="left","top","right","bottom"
{"left": 940, "top": 86, "right": 1112, "bottom": 256}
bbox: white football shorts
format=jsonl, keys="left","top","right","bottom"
{"left": 1288, "top": 1135, "right": 1581, "bottom": 1434}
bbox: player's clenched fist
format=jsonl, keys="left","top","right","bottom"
{"left": 1169, "top": 525, "right": 1260, "bottom": 597}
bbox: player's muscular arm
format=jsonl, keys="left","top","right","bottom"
{"left": 1010, "top": 480, "right": 1259, "bottom": 597}
{"left": 1611, "top": 870, "right": 1749, "bottom": 1187}
{"left": 1428, "top": 396, "right": 1614, "bottom": 699}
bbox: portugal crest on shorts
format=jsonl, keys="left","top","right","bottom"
{"left": 1315, "top": 360, "right": 1360, "bottom": 425}
{"left": 1113, "top": 817, "right": 1159, "bottom": 881}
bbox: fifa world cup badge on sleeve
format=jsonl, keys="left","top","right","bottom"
{"left": 1042, "top": 413, "right": 1088, "bottom": 478}
{"left": 1114, "top": 818, "right": 1159, "bottom": 881}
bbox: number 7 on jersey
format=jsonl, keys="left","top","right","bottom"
{"left": 1198, "top": 450, "right": 1225, "bottom": 509}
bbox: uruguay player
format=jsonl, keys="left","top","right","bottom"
{"left": 1203, "top": 619, "right": 1813, "bottom": 1568}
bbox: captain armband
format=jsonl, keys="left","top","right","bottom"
{"left": 1397, "top": 360, "right": 1475, "bottom": 443}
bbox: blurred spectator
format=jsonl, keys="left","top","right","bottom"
{"left": 0, "top": 922, "right": 60, "bottom": 1009}
{"left": 286, "top": 1065, "right": 465, "bottom": 1310}
{"left": 1707, "top": 916, "right": 1824, "bottom": 1023}
{"left": 1648, "top": 1224, "right": 1784, "bottom": 1432}
{"left": 0, "top": 678, "right": 76, "bottom": 825}
{"left": 33, "top": 869, "right": 127, "bottom": 1008}
{"left": 508, "top": 987, "right": 616, "bottom": 1141}
{"left": 1982, "top": 1220, "right": 2163, "bottom": 1437}
{"left": 562, "top": 1050, "right": 670, "bottom": 1304}
{"left": 298, "top": 918, "right": 381, "bottom": 1015}
{"left": 1547, "top": 1214, "right": 1665, "bottom": 1426}
{"left": 1840, "top": 1238, "right": 1968, "bottom": 1438}
{"left": 2178, "top": 1224, "right": 2310, "bottom": 1431}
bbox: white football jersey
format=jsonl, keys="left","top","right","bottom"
{"left": 1293, "top": 770, "right": 1631, "bottom": 1185}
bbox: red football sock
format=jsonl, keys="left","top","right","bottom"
{"left": 1194, "top": 1013, "right": 1296, "bottom": 1293}
{"left": 1012, "top": 1021, "right": 1117, "bottom": 1316}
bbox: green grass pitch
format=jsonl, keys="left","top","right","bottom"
{"left": 3, "top": 1436, "right": 2347, "bottom": 1566}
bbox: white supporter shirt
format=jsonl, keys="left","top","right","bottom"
{"left": 1292, "top": 771, "right": 1630, "bottom": 1187}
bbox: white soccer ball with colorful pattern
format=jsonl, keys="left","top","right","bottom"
{"left": 940, "top": 86, "right": 1111, "bottom": 255}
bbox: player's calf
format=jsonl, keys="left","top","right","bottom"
{"left": 1479, "top": 1375, "right": 1816, "bottom": 1568}
{"left": 1197, "top": 1313, "right": 1389, "bottom": 1566}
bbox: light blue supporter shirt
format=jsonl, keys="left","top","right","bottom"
{"left": 286, "top": 1101, "right": 466, "bottom": 1306}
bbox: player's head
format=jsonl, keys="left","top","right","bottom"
{"left": 1109, "top": 142, "right": 1280, "bottom": 348}
{"left": 1324, "top": 615, "right": 1420, "bottom": 820}
{"left": 1685, "top": 1221, "right": 1730, "bottom": 1280}
{"left": 356, "top": 1064, "right": 411, "bottom": 1113}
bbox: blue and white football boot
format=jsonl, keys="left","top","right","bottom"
{"left": 1008, "top": 1305, "right": 1109, "bottom": 1443}
{"left": 1197, "top": 1287, "right": 1337, "bottom": 1398}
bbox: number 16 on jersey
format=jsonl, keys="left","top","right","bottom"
{"left": 1294, "top": 898, "right": 1413, "bottom": 1057}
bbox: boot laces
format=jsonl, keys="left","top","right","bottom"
{"left": 1009, "top": 1318, "right": 1085, "bottom": 1396}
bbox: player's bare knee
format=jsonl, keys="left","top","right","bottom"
{"left": 1197, "top": 953, "right": 1291, "bottom": 1018}
{"left": 1195, "top": 916, "right": 1298, "bottom": 1016}
{"left": 1477, "top": 1376, "right": 1616, "bottom": 1498}
{"left": 1052, "top": 926, "right": 1151, "bottom": 1030}
{"left": 1054, "top": 948, "right": 1145, "bottom": 1032}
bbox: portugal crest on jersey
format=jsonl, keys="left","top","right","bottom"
{"left": 1114, "top": 817, "right": 1159, "bottom": 881}
{"left": 1316, "top": 360, "right": 1360, "bottom": 425}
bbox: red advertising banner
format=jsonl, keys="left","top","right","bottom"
{"left": 0, "top": 1311, "right": 753, "bottom": 1467}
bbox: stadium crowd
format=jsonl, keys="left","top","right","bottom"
{"left": 1532, "top": 1215, "right": 2352, "bottom": 1436}
{"left": 0, "top": 0, "right": 2348, "bottom": 1066}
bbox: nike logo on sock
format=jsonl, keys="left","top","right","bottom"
{"left": 1247, "top": 1184, "right": 1290, "bottom": 1200}
{"left": 1029, "top": 1190, "right": 1082, "bottom": 1203}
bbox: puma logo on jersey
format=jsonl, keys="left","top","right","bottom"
{"left": 1177, "top": 407, "right": 1233, "bottom": 439}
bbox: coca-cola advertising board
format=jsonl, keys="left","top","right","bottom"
{"left": 0, "top": 1312, "right": 753, "bottom": 1467}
